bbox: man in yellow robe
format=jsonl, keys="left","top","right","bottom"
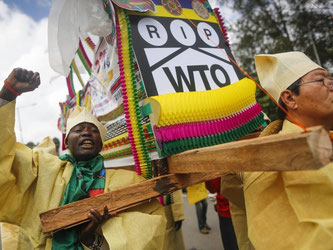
{"left": 222, "top": 52, "right": 333, "bottom": 249}
{"left": 162, "top": 190, "right": 185, "bottom": 250}
{"left": 0, "top": 68, "right": 166, "bottom": 249}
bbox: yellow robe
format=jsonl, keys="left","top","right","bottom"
{"left": 163, "top": 190, "right": 185, "bottom": 250}
{"left": 221, "top": 120, "right": 333, "bottom": 250}
{"left": 0, "top": 101, "right": 166, "bottom": 249}
{"left": 244, "top": 120, "right": 333, "bottom": 249}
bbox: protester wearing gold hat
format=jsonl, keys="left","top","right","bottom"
{"left": 0, "top": 68, "right": 167, "bottom": 250}
{"left": 222, "top": 52, "right": 333, "bottom": 250}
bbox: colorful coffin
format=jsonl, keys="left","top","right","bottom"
{"left": 55, "top": 0, "right": 264, "bottom": 180}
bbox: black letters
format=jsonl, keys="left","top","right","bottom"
{"left": 210, "top": 64, "right": 230, "bottom": 87}
{"left": 180, "top": 26, "right": 187, "bottom": 39}
{"left": 163, "top": 66, "right": 196, "bottom": 92}
{"left": 163, "top": 65, "right": 212, "bottom": 92}
{"left": 146, "top": 25, "right": 160, "bottom": 39}
{"left": 187, "top": 65, "right": 210, "bottom": 90}
{"left": 203, "top": 29, "right": 212, "bottom": 40}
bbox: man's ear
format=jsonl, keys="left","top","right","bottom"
{"left": 280, "top": 90, "right": 298, "bottom": 110}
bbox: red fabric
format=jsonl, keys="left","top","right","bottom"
{"left": 61, "top": 133, "right": 66, "bottom": 151}
{"left": 89, "top": 188, "right": 104, "bottom": 197}
{"left": 205, "top": 178, "right": 231, "bottom": 218}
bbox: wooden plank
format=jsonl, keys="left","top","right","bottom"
{"left": 237, "top": 131, "right": 261, "bottom": 140}
{"left": 40, "top": 171, "right": 225, "bottom": 233}
{"left": 168, "top": 126, "right": 332, "bottom": 173}
{"left": 40, "top": 126, "right": 332, "bottom": 233}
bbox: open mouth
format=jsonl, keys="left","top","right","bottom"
{"left": 80, "top": 140, "right": 94, "bottom": 148}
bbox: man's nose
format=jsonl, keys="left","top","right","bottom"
{"left": 81, "top": 128, "right": 92, "bottom": 136}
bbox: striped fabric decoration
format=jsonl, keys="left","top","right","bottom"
{"left": 77, "top": 39, "right": 92, "bottom": 75}
{"left": 116, "top": 8, "right": 152, "bottom": 179}
{"left": 66, "top": 68, "right": 75, "bottom": 98}
{"left": 71, "top": 59, "right": 85, "bottom": 87}
{"left": 85, "top": 37, "right": 96, "bottom": 51}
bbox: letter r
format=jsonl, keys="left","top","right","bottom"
{"left": 146, "top": 25, "right": 160, "bottom": 39}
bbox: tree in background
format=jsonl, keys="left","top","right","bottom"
{"left": 219, "top": 0, "right": 332, "bottom": 120}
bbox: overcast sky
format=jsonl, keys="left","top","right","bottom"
{"left": 0, "top": 0, "right": 233, "bottom": 145}
{"left": 0, "top": 0, "right": 83, "bottom": 145}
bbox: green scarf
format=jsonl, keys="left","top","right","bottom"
{"left": 52, "top": 154, "right": 105, "bottom": 250}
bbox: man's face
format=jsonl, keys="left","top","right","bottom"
{"left": 66, "top": 122, "right": 103, "bottom": 161}
{"left": 294, "top": 69, "right": 333, "bottom": 124}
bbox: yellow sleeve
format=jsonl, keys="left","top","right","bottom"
{"left": 220, "top": 173, "right": 245, "bottom": 210}
{"left": 0, "top": 101, "right": 38, "bottom": 225}
{"left": 0, "top": 223, "right": 19, "bottom": 250}
{"left": 229, "top": 203, "right": 254, "bottom": 250}
{"left": 170, "top": 190, "right": 185, "bottom": 222}
{"left": 102, "top": 169, "right": 167, "bottom": 250}
{"left": 244, "top": 165, "right": 333, "bottom": 250}
{"left": 281, "top": 164, "right": 333, "bottom": 248}
{"left": 102, "top": 208, "right": 166, "bottom": 250}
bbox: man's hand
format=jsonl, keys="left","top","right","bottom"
{"left": 174, "top": 220, "right": 183, "bottom": 231}
{"left": 0, "top": 68, "right": 40, "bottom": 101}
{"left": 79, "top": 206, "right": 110, "bottom": 247}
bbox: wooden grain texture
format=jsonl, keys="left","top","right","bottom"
{"left": 40, "top": 126, "right": 332, "bottom": 233}
{"left": 40, "top": 171, "right": 225, "bottom": 233}
{"left": 168, "top": 126, "right": 332, "bottom": 173}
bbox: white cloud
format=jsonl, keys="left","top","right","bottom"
{"left": 0, "top": 0, "right": 240, "bottom": 146}
{"left": 0, "top": 1, "right": 68, "bottom": 144}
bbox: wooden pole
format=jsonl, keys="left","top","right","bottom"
{"left": 40, "top": 172, "right": 225, "bottom": 233}
{"left": 168, "top": 126, "right": 332, "bottom": 173}
{"left": 40, "top": 126, "right": 332, "bottom": 233}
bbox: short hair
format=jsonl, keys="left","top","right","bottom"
{"left": 277, "top": 78, "right": 302, "bottom": 120}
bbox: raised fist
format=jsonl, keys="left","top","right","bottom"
{"left": 5, "top": 68, "right": 41, "bottom": 94}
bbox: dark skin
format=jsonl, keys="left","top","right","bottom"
{"left": 0, "top": 68, "right": 40, "bottom": 101}
{"left": 79, "top": 206, "right": 110, "bottom": 246}
{"left": 65, "top": 123, "right": 109, "bottom": 245}
{"left": 65, "top": 122, "right": 103, "bottom": 161}
{"left": 1, "top": 68, "right": 110, "bottom": 247}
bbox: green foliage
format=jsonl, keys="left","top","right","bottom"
{"left": 218, "top": 0, "right": 332, "bottom": 119}
{"left": 256, "top": 87, "right": 278, "bottom": 121}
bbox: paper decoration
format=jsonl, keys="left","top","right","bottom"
{"left": 56, "top": 0, "right": 263, "bottom": 178}
{"left": 144, "top": 78, "right": 263, "bottom": 156}
{"left": 71, "top": 59, "right": 85, "bottom": 87}
{"left": 116, "top": 8, "right": 153, "bottom": 178}
{"left": 48, "top": 0, "right": 115, "bottom": 76}
{"left": 112, "top": 0, "right": 156, "bottom": 12}
{"left": 128, "top": 0, "right": 243, "bottom": 97}
{"left": 54, "top": 0, "right": 265, "bottom": 208}
{"left": 66, "top": 68, "right": 75, "bottom": 98}
{"left": 85, "top": 37, "right": 96, "bottom": 51}
{"left": 77, "top": 40, "right": 92, "bottom": 75}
